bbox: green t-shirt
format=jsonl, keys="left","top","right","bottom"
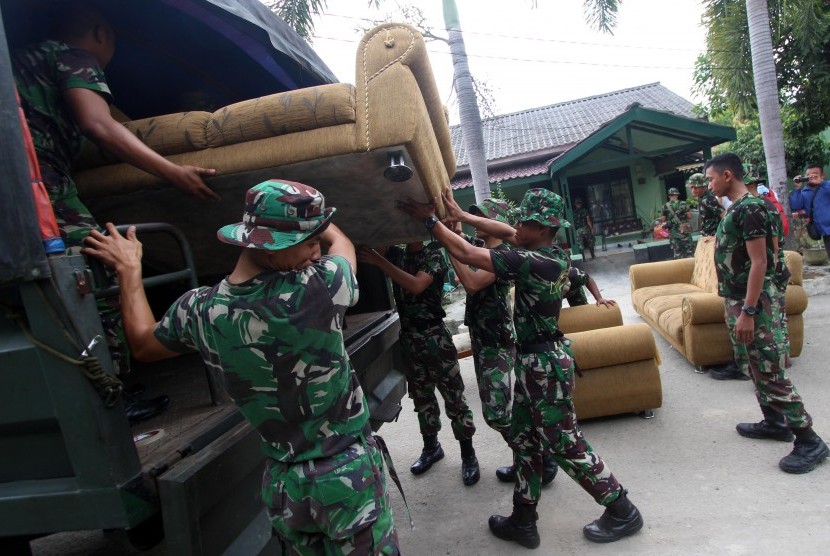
{"left": 491, "top": 245, "right": 568, "bottom": 344}
{"left": 387, "top": 242, "right": 447, "bottom": 329}
{"left": 13, "top": 40, "right": 112, "bottom": 198}
{"left": 714, "top": 193, "right": 776, "bottom": 299}
{"left": 154, "top": 255, "right": 368, "bottom": 462}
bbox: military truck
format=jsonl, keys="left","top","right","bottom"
{"left": 0, "top": 1, "right": 442, "bottom": 553}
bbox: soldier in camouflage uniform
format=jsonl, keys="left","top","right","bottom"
{"left": 688, "top": 173, "right": 723, "bottom": 237}
{"left": 13, "top": 3, "right": 216, "bottom": 400}
{"left": 661, "top": 187, "right": 694, "bottom": 258}
{"left": 572, "top": 198, "right": 595, "bottom": 259}
{"left": 706, "top": 153, "right": 829, "bottom": 474}
{"left": 83, "top": 180, "right": 399, "bottom": 554}
{"left": 398, "top": 189, "right": 643, "bottom": 549}
{"left": 358, "top": 242, "right": 479, "bottom": 486}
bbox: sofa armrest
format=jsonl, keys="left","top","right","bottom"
{"left": 559, "top": 304, "right": 623, "bottom": 334}
{"left": 629, "top": 258, "right": 695, "bottom": 291}
{"left": 785, "top": 285, "right": 808, "bottom": 315}
{"left": 568, "top": 324, "right": 660, "bottom": 371}
{"left": 682, "top": 293, "right": 724, "bottom": 326}
{"left": 355, "top": 23, "right": 455, "bottom": 179}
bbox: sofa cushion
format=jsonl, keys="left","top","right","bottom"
{"left": 632, "top": 283, "right": 701, "bottom": 313}
{"left": 559, "top": 304, "right": 623, "bottom": 334}
{"left": 205, "top": 84, "right": 356, "bottom": 148}
{"left": 656, "top": 306, "right": 684, "bottom": 346}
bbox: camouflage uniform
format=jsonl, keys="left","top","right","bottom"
{"left": 387, "top": 243, "right": 476, "bottom": 441}
{"left": 563, "top": 265, "right": 591, "bottom": 307}
{"left": 698, "top": 190, "right": 724, "bottom": 237}
{"left": 156, "top": 181, "right": 398, "bottom": 555}
{"left": 463, "top": 239, "right": 515, "bottom": 439}
{"left": 715, "top": 193, "right": 811, "bottom": 430}
{"left": 662, "top": 198, "right": 694, "bottom": 258}
{"left": 12, "top": 40, "right": 128, "bottom": 373}
{"left": 492, "top": 190, "right": 622, "bottom": 507}
{"left": 572, "top": 205, "right": 594, "bottom": 257}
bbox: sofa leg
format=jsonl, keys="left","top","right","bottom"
{"left": 693, "top": 365, "right": 707, "bottom": 374}
{"left": 638, "top": 409, "right": 655, "bottom": 419}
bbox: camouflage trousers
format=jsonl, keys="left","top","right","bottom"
{"left": 262, "top": 434, "right": 399, "bottom": 555}
{"left": 724, "top": 290, "right": 811, "bottom": 429}
{"left": 399, "top": 324, "right": 476, "bottom": 440}
{"left": 46, "top": 170, "right": 130, "bottom": 374}
{"left": 576, "top": 226, "right": 594, "bottom": 251}
{"left": 509, "top": 343, "right": 621, "bottom": 505}
{"left": 469, "top": 328, "right": 514, "bottom": 440}
{"left": 668, "top": 229, "right": 693, "bottom": 259}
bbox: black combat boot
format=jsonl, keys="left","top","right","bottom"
{"left": 460, "top": 439, "right": 480, "bottom": 486}
{"left": 736, "top": 406, "right": 794, "bottom": 442}
{"left": 779, "top": 428, "right": 830, "bottom": 474}
{"left": 488, "top": 497, "right": 540, "bottom": 549}
{"left": 124, "top": 391, "right": 170, "bottom": 425}
{"left": 410, "top": 434, "right": 444, "bottom": 475}
{"left": 709, "top": 361, "right": 750, "bottom": 381}
{"left": 496, "top": 457, "right": 557, "bottom": 485}
{"left": 583, "top": 489, "right": 643, "bottom": 543}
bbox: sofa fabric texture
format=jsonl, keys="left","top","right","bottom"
{"left": 630, "top": 239, "right": 807, "bottom": 367}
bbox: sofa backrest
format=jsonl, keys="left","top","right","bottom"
{"left": 688, "top": 235, "right": 804, "bottom": 292}
{"left": 77, "top": 83, "right": 357, "bottom": 170}
{"left": 689, "top": 239, "right": 719, "bottom": 294}
{"left": 559, "top": 304, "right": 623, "bottom": 334}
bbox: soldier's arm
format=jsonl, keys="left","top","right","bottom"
{"left": 82, "top": 224, "right": 180, "bottom": 362}
{"left": 439, "top": 192, "right": 518, "bottom": 244}
{"left": 357, "top": 247, "right": 433, "bottom": 294}
{"left": 585, "top": 276, "right": 616, "bottom": 307}
{"left": 320, "top": 224, "right": 356, "bottom": 270}
{"left": 449, "top": 255, "right": 496, "bottom": 294}
{"left": 64, "top": 87, "right": 219, "bottom": 201}
{"left": 734, "top": 237, "right": 767, "bottom": 344}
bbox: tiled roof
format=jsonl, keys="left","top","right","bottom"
{"left": 450, "top": 82, "right": 696, "bottom": 169}
{"left": 451, "top": 158, "right": 554, "bottom": 190}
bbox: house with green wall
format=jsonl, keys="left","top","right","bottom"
{"left": 450, "top": 83, "right": 736, "bottom": 249}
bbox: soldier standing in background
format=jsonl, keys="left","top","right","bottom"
{"left": 661, "top": 187, "right": 693, "bottom": 258}
{"left": 688, "top": 173, "right": 723, "bottom": 238}
{"left": 399, "top": 189, "right": 644, "bottom": 549}
{"left": 572, "top": 198, "right": 595, "bottom": 259}
{"left": 358, "top": 241, "right": 480, "bottom": 486}
{"left": 82, "top": 180, "right": 399, "bottom": 554}
{"left": 705, "top": 153, "right": 829, "bottom": 474}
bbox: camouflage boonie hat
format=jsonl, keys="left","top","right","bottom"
{"left": 687, "top": 173, "right": 707, "bottom": 188}
{"left": 469, "top": 198, "right": 513, "bottom": 224}
{"left": 668, "top": 187, "right": 680, "bottom": 195}
{"left": 517, "top": 188, "right": 570, "bottom": 228}
{"left": 742, "top": 163, "right": 760, "bottom": 184}
{"left": 217, "top": 179, "right": 335, "bottom": 250}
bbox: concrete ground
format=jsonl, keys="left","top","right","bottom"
{"left": 30, "top": 249, "right": 830, "bottom": 555}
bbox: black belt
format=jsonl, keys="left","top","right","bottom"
{"left": 403, "top": 317, "right": 444, "bottom": 330}
{"left": 516, "top": 340, "right": 559, "bottom": 354}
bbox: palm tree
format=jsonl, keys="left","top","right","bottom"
{"left": 746, "top": 0, "right": 789, "bottom": 216}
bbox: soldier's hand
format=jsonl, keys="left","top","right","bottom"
{"left": 735, "top": 313, "right": 755, "bottom": 344}
{"left": 441, "top": 191, "right": 465, "bottom": 222}
{"left": 82, "top": 223, "right": 143, "bottom": 273}
{"left": 357, "top": 246, "right": 384, "bottom": 266}
{"left": 170, "top": 165, "right": 220, "bottom": 201}
{"left": 396, "top": 196, "right": 436, "bottom": 220}
{"left": 596, "top": 298, "right": 617, "bottom": 308}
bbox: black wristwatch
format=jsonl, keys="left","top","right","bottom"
{"left": 741, "top": 304, "right": 759, "bottom": 316}
{"left": 425, "top": 215, "right": 439, "bottom": 231}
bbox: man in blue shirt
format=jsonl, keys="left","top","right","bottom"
{"left": 790, "top": 164, "right": 830, "bottom": 258}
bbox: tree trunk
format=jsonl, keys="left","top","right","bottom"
{"left": 443, "top": 0, "right": 490, "bottom": 203}
{"left": 745, "top": 0, "right": 791, "bottom": 221}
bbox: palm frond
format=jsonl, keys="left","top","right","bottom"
{"left": 582, "top": 0, "right": 620, "bottom": 35}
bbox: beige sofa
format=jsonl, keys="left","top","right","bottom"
{"left": 630, "top": 239, "right": 808, "bottom": 368}
{"left": 75, "top": 23, "right": 455, "bottom": 278}
{"left": 454, "top": 304, "right": 663, "bottom": 421}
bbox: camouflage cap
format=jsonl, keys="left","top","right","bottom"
{"left": 469, "top": 198, "right": 513, "bottom": 224}
{"left": 668, "top": 187, "right": 680, "bottom": 195}
{"left": 217, "top": 179, "right": 335, "bottom": 250}
{"left": 687, "top": 173, "right": 707, "bottom": 188}
{"left": 742, "top": 163, "right": 760, "bottom": 184}
{"left": 517, "top": 188, "right": 570, "bottom": 228}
